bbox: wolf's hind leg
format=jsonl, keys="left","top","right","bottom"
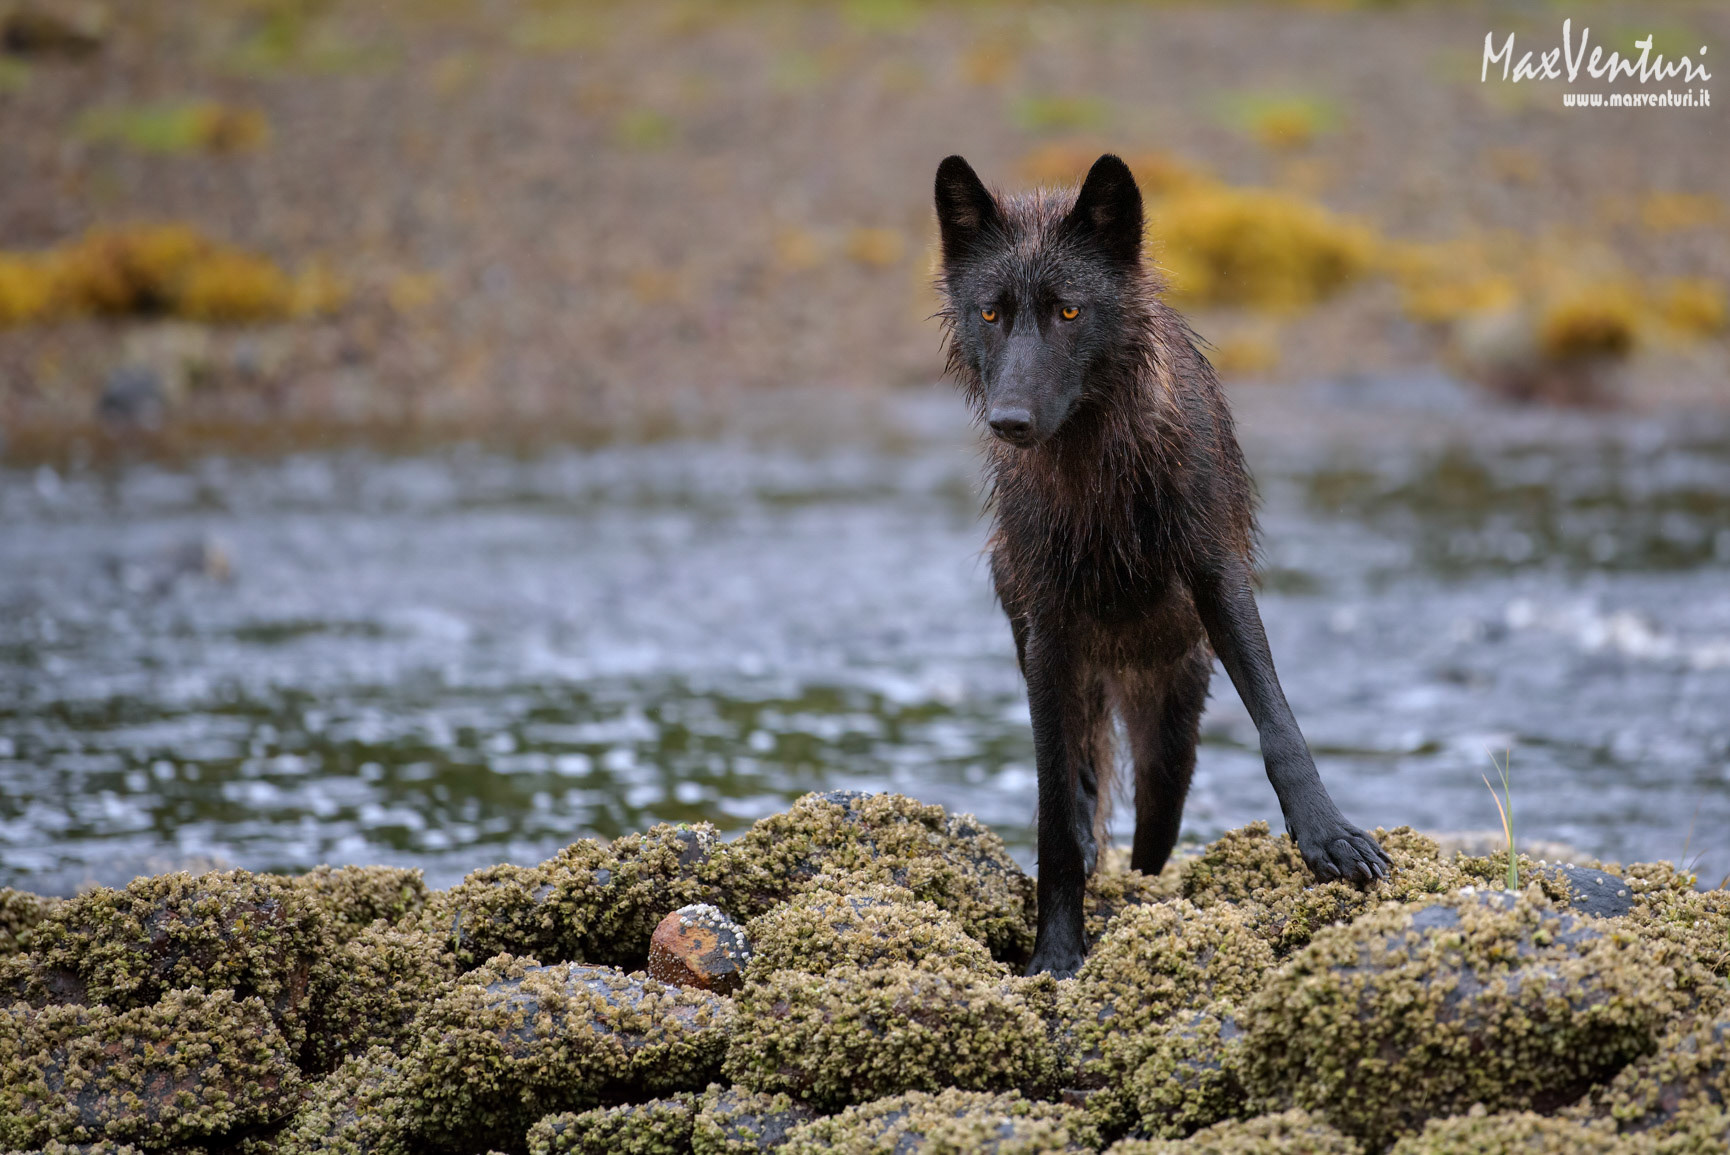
{"left": 1122, "top": 645, "right": 1211, "bottom": 877}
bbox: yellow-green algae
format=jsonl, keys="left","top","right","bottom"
{"left": 1055, "top": 900, "right": 1273, "bottom": 1135}
{"left": 1125, "top": 1005, "right": 1251, "bottom": 1140}
{"left": 780, "top": 1088, "right": 1097, "bottom": 1154}
{"left": 528, "top": 1095, "right": 697, "bottom": 1155}
{"left": 1103, "top": 1108, "right": 1360, "bottom": 1154}
{"left": 1575, "top": 1017, "right": 1728, "bottom": 1135}
{"left": 0, "top": 988, "right": 300, "bottom": 1150}
{"left": 275, "top": 1044, "right": 412, "bottom": 1155}
{"left": 690, "top": 1084, "right": 819, "bottom": 1153}
{"left": 1084, "top": 847, "right": 1183, "bottom": 944}
{"left": 724, "top": 963, "right": 1057, "bottom": 1111}
{"left": 743, "top": 876, "right": 1003, "bottom": 980}
{"left": 292, "top": 865, "right": 427, "bottom": 940}
{"left": 300, "top": 922, "right": 462, "bottom": 1071}
{"left": 0, "top": 889, "right": 57, "bottom": 956}
{"left": 698, "top": 792, "right": 1035, "bottom": 963}
{"left": 1238, "top": 891, "right": 1692, "bottom": 1149}
{"left": 4, "top": 1143, "right": 146, "bottom": 1154}
{"left": 1385, "top": 1108, "right": 1636, "bottom": 1155}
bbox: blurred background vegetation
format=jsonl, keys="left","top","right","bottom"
{"left": 0, "top": 0, "right": 1726, "bottom": 458}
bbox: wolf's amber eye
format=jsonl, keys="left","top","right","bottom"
{"left": 1061, "top": 306, "right": 1080, "bottom": 320}
{"left": 980, "top": 308, "right": 998, "bottom": 323}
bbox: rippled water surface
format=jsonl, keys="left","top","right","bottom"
{"left": 4, "top": 378, "right": 1729, "bottom": 893}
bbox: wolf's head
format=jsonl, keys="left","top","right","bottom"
{"left": 934, "top": 153, "right": 1148, "bottom": 448}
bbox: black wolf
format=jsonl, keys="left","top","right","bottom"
{"left": 933, "top": 153, "right": 1389, "bottom": 978}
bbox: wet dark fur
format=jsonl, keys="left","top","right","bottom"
{"left": 934, "top": 154, "right": 1388, "bottom": 978}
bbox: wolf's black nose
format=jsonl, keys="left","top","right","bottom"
{"left": 988, "top": 407, "right": 1033, "bottom": 442}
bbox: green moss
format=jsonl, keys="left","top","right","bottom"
{"left": 528, "top": 1096, "right": 697, "bottom": 1155}
{"left": 276, "top": 1045, "right": 413, "bottom": 1155}
{"left": 690, "top": 1084, "right": 819, "bottom": 1153}
{"left": 0, "top": 888, "right": 57, "bottom": 956}
{"left": 781, "top": 1088, "right": 1096, "bottom": 1154}
{"left": 744, "top": 877, "right": 1003, "bottom": 980}
{"left": 1239, "top": 893, "right": 1690, "bottom": 1148}
{"left": 21, "top": 869, "right": 328, "bottom": 1049}
{"left": 1126, "top": 1006, "right": 1252, "bottom": 1140}
{"left": 1105, "top": 1109, "right": 1359, "bottom": 1154}
{"left": 294, "top": 865, "right": 428, "bottom": 940}
{"left": 301, "top": 922, "right": 462, "bottom": 1072}
{"left": 1651, "top": 1105, "right": 1730, "bottom": 1154}
{"left": 0, "top": 988, "right": 301, "bottom": 1150}
{"left": 1385, "top": 1109, "right": 1633, "bottom": 1155}
{"left": 1579, "top": 1017, "right": 1728, "bottom": 1134}
{"left": 724, "top": 964, "right": 1057, "bottom": 1111}
{"left": 700, "top": 792, "right": 1035, "bottom": 964}
{"left": 1085, "top": 847, "right": 1183, "bottom": 943}
{"left": 1056, "top": 900, "right": 1274, "bottom": 1134}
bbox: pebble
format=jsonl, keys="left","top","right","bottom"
{"left": 647, "top": 903, "right": 752, "bottom": 995}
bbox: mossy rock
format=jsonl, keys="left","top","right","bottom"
{"left": 1085, "top": 847, "right": 1182, "bottom": 943}
{"left": 780, "top": 1088, "right": 1096, "bottom": 1154}
{"left": 528, "top": 1095, "right": 697, "bottom": 1155}
{"left": 1104, "top": 1108, "right": 1359, "bottom": 1154}
{"left": 301, "top": 922, "right": 462, "bottom": 1072}
{"left": 0, "top": 988, "right": 301, "bottom": 1150}
{"left": 293, "top": 865, "right": 428, "bottom": 940}
{"left": 276, "top": 1045, "right": 412, "bottom": 1155}
{"left": 743, "top": 877, "right": 1002, "bottom": 980}
{"left": 1385, "top": 1109, "right": 1635, "bottom": 1155}
{"left": 1239, "top": 892, "right": 1690, "bottom": 1148}
{"left": 1181, "top": 824, "right": 1471, "bottom": 955}
{"left": 700, "top": 792, "right": 1035, "bottom": 964}
{"left": 286, "top": 959, "right": 731, "bottom": 1154}
{"left": 5, "top": 1142, "right": 148, "bottom": 1155}
{"left": 426, "top": 824, "right": 720, "bottom": 970}
{"left": 1650, "top": 1105, "right": 1729, "bottom": 1154}
{"left": 0, "top": 889, "right": 57, "bottom": 956}
{"left": 19, "top": 869, "right": 327, "bottom": 1048}
{"left": 1578, "top": 1017, "right": 1728, "bottom": 1134}
{"left": 1126, "top": 1005, "right": 1252, "bottom": 1140}
{"left": 1056, "top": 900, "right": 1274, "bottom": 1134}
{"left": 724, "top": 963, "right": 1057, "bottom": 1111}
{"left": 691, "top": 1085, "right": 819, "bottom": 1153}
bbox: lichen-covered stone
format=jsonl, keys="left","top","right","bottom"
{"left": 276, "top": 1045, "right": 412, "bottom": 1155}
{"left": 1651, "top": 1105, "right": 1730, "bottom": 1154}
{"left": 1578, "top": 1017, "right": 1728, "bottom": 1134}
{"left": 294, "top": 864, "right": 428, "bottom": 939}
{"left": 1239, "top": 892, "right": 1690, "bottom": 1148}
{"left": 302, "top": 922, "right": 462, "bottom": 1071}
{"left": 428, "top": 824, "right": 720, "bottom": 971}
{"left": 20, "top": 869, "right": 327, "bottom": 1047}
{"left": 1055, "top": 900, "right": 1274, "bottom": 1133}
{"left": 780, "top": 1088, "right": 1097, "bottom": 1154}
{"left": 1385, "top": 1109, "right": 1634, "bottom": 1155}
{"left": 1085, "top": 847, "right": 1183, "bottom": 943}
{"left": 0, "top": 888, "right": 56, "bottom": 956}
{"left": 1104, "top": 1109, "right": 1360, "bottom": 1155}
{"left": 528, "top": 1095, "right": 697, "bottom": 1155}
{"left": 725, "top": 963, "right": 1057, "bottom": 1111}
{"left": 743, "top": 879, "right": 1002, "bottom": 981}
{"left": 691, "top": 1084, "right": 819, "bottom": 1153}
{"left": 0, "top": 988, "right": 301, "bottom": 1150}
{"left": 700, "top": 792, "right": 1035, "bottom": 964}
{"left": 1181, "top": 824, "right": 1472, "bottom": 955}
{"left": 650, "top": 904, "right": 753, "bottom": 994}
{"left": 1126, "top": 1006, "right": 1252, "bottom": 1139}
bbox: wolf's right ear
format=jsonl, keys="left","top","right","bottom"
{"left": 934, "top": 155, "right": 1003, "bottom": 267}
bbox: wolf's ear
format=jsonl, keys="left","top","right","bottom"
{"left": 1062, "top": 154, "right": 1143, "bottom": 266}
{"left": 934, "top": 155, "right": 1003, "bottom": 267}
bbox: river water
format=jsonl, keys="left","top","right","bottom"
{"left": 4, "top": 374, "right": 1729, "bottom": 895}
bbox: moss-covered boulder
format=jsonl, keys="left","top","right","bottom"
{"left": 701, "top": 792, "right": 1035, "bottom": 963}
{"left": 1056, "top": 900, "right": 1273, "bottom": 1133}
{"left": 528, "top": 1095, "right": 697, "bottom": 1155}
{"left": 1104, "top": 1109, "right": 1359, "bottom": 1154}
{"left": 276, "top": 1044, "right": 411, "bottom": 1155}
{"left": 285, "top": 959, "right": 730, "bottom": 1154}
{"left": 293, "top": 864, "right": 428, "bottom": 939}
{"left": 781, "top": 1088, "right": 1096, "bottom": 1154}
{"left": 743, "top": 878, "right": 1002, "bottom": 980}
{"left": 724, "top": 963, "right": 1057, "bottom": 1111}
{"left": 1085, "top": 847, "right": 1182, "bottom": 943}
{"left": 691, "top": 1085, "right": 819, "bottom": 1153}
{"left": 1385, "top": 1109, "right": 1635, "bottom": 1155}
{"left": 301, "top": 923, "right": 462, "bottom": 1071}
{"left": 1126, "top": 1005, "right": 1252, "bottom": 1139}
{"left": 1577, "top": 1017, "right": 1728, "bottom": 1135}
{"left": 0, "top": 888, "right": 56, "bottom": 956}
{"left": 18, "top": 870, "right": 327, "bottom": 1047}
{"left": 0, "top": 988, "right": 301, "bottom": 1150}
{"left": 427, "top": 824, "right": 720, "bottom": 970}
{"left": 1650, "top": 1105, "right": 1729, "bottom": 1154}
{"left": 1239, "top": 892, "right": 1691, "bottom": 1148}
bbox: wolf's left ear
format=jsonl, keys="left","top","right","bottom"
{"left": 1062, "top": 154, "right": 1143, "bottom": 266}
{"left": 935, "top": 155, "right": 1003, "bottom": 267}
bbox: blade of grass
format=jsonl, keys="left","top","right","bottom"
{"left": 1483, "top": 748, "right": 1517, "bottom": 890}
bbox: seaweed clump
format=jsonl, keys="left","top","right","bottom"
{"left": 690, "top": 1084, "right": 820, "bottom": 1153}
{"left": 724, "top": 963, "right": 1056, "bottom": 1111}
{"left": 1238, "top": 892, "right": 1692, "bottom": 1148}
{"left": 780, "top": 1088, "right": 1096, "bottom": 1154}
{"left": 0, "top": 988, "right": 301, "bottom": 1150}
{"left": 1104, "top": 1109, "right": 1359, "bottom": 1155}
{"left": 743, "top": 876, "right": 1003, "bottom": 980}
{"left": 527, "top": 1095, "right": 696, "bottom": 1155}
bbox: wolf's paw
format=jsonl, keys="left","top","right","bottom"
{"left": 1025, "top": 941, "right": 1086, "bottom": 981}
{"left": 1295, "top": 819, "right": 1390, "bottom": 886}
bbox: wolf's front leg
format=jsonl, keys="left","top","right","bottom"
{"left": 1192, "top": 557, "right": 1390, "bottom": 885}
{"left": 1022, "top": 624, "right": 1093, "bottom": 979}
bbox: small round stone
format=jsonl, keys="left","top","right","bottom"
{"left": 648, "top": 904, "right": 753, "bottom": 995}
